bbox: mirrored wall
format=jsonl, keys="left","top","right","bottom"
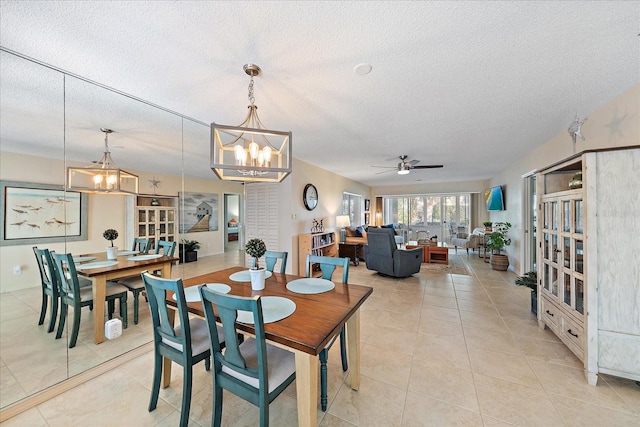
{"left": 0, "top": 48, "right": 241, "bottom": 409}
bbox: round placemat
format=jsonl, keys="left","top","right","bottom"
{"left": 236, "top": 296, "right": 296, "bottom": 324}
{"left": 117, "top": 250, "right": 139, "bottom": 256}
{"left": 229, "top": 270, "right": 273, "bottom": 282}
{"left": 286, "top": 278, "right": 335, "bottom": 294}
{"left": 127, "top": 254, "right": 163, "bottom": 261}
{"left": 76, "top": 260, "right": 118, "bottom": 269}
{"left": 173, "top": 283, "right": 231, "bottom": 303}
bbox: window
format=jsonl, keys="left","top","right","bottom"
{"left": 342, "top": 192, "right": 363, "bottom": 226}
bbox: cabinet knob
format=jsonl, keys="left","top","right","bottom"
{"left": 545, "top": 310, "right": 554, "bottom": 317}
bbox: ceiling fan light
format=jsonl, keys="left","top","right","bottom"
{"left": 397, "top": 168, "right": 410, "bottom": 175}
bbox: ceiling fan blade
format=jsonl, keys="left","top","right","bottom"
{"left": 374, "top": 169, "right": 396, "bottom": 175}
{"left": 408, "top": 159, "right": 420, "bottom": 165}
{"left": 411, "top": 164, "right": 444, "bottom": 169}
{"left": 371, "top": 165, "right": 396, "bottom": 169}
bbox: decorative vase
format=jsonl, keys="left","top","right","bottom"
{"left": 249, "top": 268, "right": 266, "bottom": 290}
{"left": 490, "top": 253, "right": 509, "bottom": 271}
{"left": 106, "top": 246, "right": 118, "bottom": 260}
{"left": 568, "top": 172, "right": 583, "bottom": 189}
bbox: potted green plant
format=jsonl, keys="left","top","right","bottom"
{"left": 515, "top": 271, "right": 538, "bottom": 315}
{"left": 103, "top": 228, "right": 119, "bottom": 259}
{"left": 486, "top": 221, "right": 512, "bottom": 271}
{"left": 180, "top": 239, "right": 200, "bottom": 263}
{"left": 483, "top": 221, "right": 493, "bottom": 232}
{"left": 245, "top": 238, "right": 267, "bottom": 290}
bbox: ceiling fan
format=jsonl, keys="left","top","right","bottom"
{"left": 372, "top": 155, "right": 444, "bottom": 175}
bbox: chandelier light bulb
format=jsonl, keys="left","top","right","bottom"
{"left": 249, "top": 142, "right": 259, "bottom": 160}
{"left": 262, "top": 146, "right": 272, "bottom": 166}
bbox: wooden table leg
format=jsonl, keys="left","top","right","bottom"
{"left": 92, "top": 276, "right": 107, "bottom": 344}
{"left": 346, "top": 309, "right": 361, "bottom": 390}
{"left": 161, "top": 308, "right": 176, "bottom": 388}
{"left": 295, "top": 351, "right": 318, "bottom": 427}
{"left": 160, "top": 261, "right": 172, "bottom": 278}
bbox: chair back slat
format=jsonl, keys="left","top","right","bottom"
{"left": 142, "top": 272, "right": 189, "bottom": 348}
{"left": 51, "top": 253, "right": 81, "bottom": 300}
{"left": 133, "top": 238, "right": 150, "bottom": 254}
{"left": 199, "top": 288, "right": 267, "bottom": 383}
{"left": 156, "top": 240, "right": 176, "bottom": 257}
{"left": 305, "top": 255, "right": 349, "bottom": 284}
{"left": 264, "top": 250, "right": 288, "bottom": 274}
{"left": 33, "top": 247, "right": 58, "bottom": 295}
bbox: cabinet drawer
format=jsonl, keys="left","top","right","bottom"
{"left": 560, "top": 314, "right": 584, "bottom": 351}
{"left": 541, "top": 295, "right": 560, "bottom": 331}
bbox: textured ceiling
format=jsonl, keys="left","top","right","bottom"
{"left": 1, "top": 1, "right": 638, "bottom": 187}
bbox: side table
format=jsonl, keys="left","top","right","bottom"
{"left": 338, "top": 242, "right": 363, "bottom": 266}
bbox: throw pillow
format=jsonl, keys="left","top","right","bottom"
{"left": 355, "top": 226, "right": 365, "bottom": 237}
{"left": 381, "top": 223, "right": 396, "bottom": 234}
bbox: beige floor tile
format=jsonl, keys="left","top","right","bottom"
{"left": 417, "top": 317, "right": 465, "bottom": 347}
{"left": 360, "top": 343, "right": 412, "bottom": 389}
{"left": 319, "top": 412, "right": 358, "bottom": 426}
{"left": 460, "top": 310, "right": 509, "bottom": 334}
{"left": 468, "top": 347, "right": 541, "bottom": 389}
{"left": 455, "top": 289, "right": 492, "bottom": 302}
{"left": 408, "top": 357, "right": 479, "bottom": 412}
{"left": 231, "top": 393, "right": 299, "bottom": 427}
{"left": 518, "top": 336, "right": 583, "bottom": 369}
{"left": 378, "top": 309, "right": 421, "bottom": 333}
{"left": 412, "top": 334, "right": 471, "bottom": 371}
{"left": 505, "top": 317, "right": 562, "bottom": 343}
{"left": 0, "top": 407, "right": 48, "bottom": 426}
{"left": 600, "top": 374, "right": 640, "bottom": 416}
{"left": 456, "top": 298, "right": 500, "bottom": 316}
{"left": 423, "top": 287, "right": 456, "bottom": 298}
{"left": 422, "top": 294, "right": 458, "bottom": 309}
{"left": 367, "top": 324, "right": 419, "bottom": 356}
{"left": 474, "top": 373, "right": 565, "bottom": 426}
{"left": 481, "top": 415, "right": 519, "bottom": 426}
{"left": 402, "top": 391, "right": 483, "bottom": 426}
{"left": 550, "top": 393, "right": 640, "bottom": 427}
{"left": 463, "top": 324, "right": 522, "bottom": 357}
{"left": 420, "top": 304, "right": 461, "bottom": 324}
{"left": 328, "top": 375, "right": 407, "bottom": 427}
{"left": 528, "top": 359, "right": 636, "bottom": 414}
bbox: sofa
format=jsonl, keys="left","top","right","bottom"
{"left": 363, "top": 228, "right": 422, "bottom": 278}
{"left": 345, "top": 225, "right": 368, "bottom": 245}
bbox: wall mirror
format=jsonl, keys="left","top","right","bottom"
{"left": 0, "top": 48, "right": 219, "bottom": 409}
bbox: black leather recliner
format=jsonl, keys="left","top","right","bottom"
{"left": 363, "top": 227, "right": 422, "bottom": 278}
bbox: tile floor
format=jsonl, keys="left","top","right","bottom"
{"left": 2, "top": 250, "right": 639, "bottom": 426}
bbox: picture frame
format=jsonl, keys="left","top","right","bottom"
{"left": 364, "top": 212, "right": 370, "bottom": 225}
{"left": 364, "top": 198, "right": 370, "bottom": 212}
{"left": 1, "top": 180, "right": 88, "bottom": 246}
{"left": 179, "top": 191, "right": 219, "bottom": 233}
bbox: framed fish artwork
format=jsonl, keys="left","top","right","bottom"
{"left": 1, "top": 181, "right": 88, "bottom": 246}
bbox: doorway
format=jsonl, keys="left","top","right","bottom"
{"left": 223, "top": 193, "right": 241, "bottom": 252}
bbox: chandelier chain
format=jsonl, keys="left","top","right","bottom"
{"left": 248, "top": 76, "right": 255, "bottom": 105}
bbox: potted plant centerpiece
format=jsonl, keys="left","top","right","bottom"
{"left": 180, "top": 239, "right": 200, "bottom": 263}
{"left": 486, "top": 221, "right": 512, "bottom": 271}
{"left": 515, "top": 271, "right": 538, "bottom": 315}
{"left": 483, "top": 221, "right": 493, "bottom": 232}
{"left": 103, "top": 228, "right": 119, "bottom": 260}
{"left": 245, "top": 238, "right": 267, "bottom": 290}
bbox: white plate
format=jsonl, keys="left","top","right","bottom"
{"left": 127, "top": 254, "right": 163, "bottom": 261}
{"left": 172, "top": 283, "right": 231, "bottom": 303}
{"left": 229, "top": 270, "right": 273, "bottom": 282}
{"left": 286, "top": 278, "right": 335, "bottom": 294}
{"left": 72, "top": 256, "right": 96, "bottom": 263}
{"left": 76, "top": 260, "right": 118, "bottom": 270}
{"left": 236, "top": 296, "right": 296, "bottom": 324}
{"left": 117, "top": 250, "right": 139, "bottom": 256}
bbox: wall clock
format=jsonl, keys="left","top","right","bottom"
{"left": 303, "top": 183, "right": 318, "bottom": 211}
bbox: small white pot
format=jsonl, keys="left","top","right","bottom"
{"left": 106, "top": 246, "right": 119, "bottom": 260}
{"left": 249, "top": 268, "right": 266, "bottom": 291}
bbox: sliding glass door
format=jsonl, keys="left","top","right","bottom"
{"left": 383, "top": 194, "right": 470, "bottom": 243}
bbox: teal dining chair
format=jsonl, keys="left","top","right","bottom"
{"left": 264, "top": 250, "right": 288, "bottom": 274}
{"left": 199, "top": 286, "right": 296, "bottom": 427}
{"left": 142, "top": 272, "right": 217, "bottom": 427}
{"left": 133, "top": 237, "right": 150, "bottom": 254}
{"left": 33, "top": 247, "right": 59, "bottom": 333}
{"left": 51, "top": 253, "right": 128, "bottom": 348}
{"left": 119, "top": 239, "right": 175, "bottom": 324}
{"left": 305, "top": 254, "right": 350, "bottom": 411}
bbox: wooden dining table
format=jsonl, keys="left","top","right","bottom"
{"left": 74, "top": 251, "right": 178, "bottom": 344}
{"left": 164, "top": 266, "right": 373, "bottom": 427}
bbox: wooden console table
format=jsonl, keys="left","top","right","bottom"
{"left": 339, "top": 242, "right": 363, "bottom": 266}
{"left": 406, "top": 244, "right": 449, "bottom": 264}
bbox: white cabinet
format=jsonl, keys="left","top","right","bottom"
{"left": 134, "top": 196, "right": 177, "bottom": 251}
{"left": 536, "top": 148, "right": 640, "bottom": 385}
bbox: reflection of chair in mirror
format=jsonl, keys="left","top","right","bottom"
{"left": 33, "top": 247, "right": 59, "bottom": 333}
{"left": 52, "top": 253, "right": 128, "bottom": 348}
{"left": 119, "top": 239, "right": 173, "bottom": 324}
{"left": 264, "top": 250, "right": 288, "bottom": 273}
{"left": 199, "top": 287, "right": 296, "bottom": 427}
{"left": 142, "top": 272, "right": 215, "bottom": 427}
{"left": 305, "top": 254, "right": 349, "bottom": 411}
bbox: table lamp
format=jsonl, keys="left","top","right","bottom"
{"left": 336, "top": 215, "right": 351, "bottom": 243}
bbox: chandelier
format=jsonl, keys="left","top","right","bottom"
{"left": 66, "top": 128, "right": 139, "bottom": 195}
{"left": 211, "top": 64, "right": 292, "bottom": 182}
